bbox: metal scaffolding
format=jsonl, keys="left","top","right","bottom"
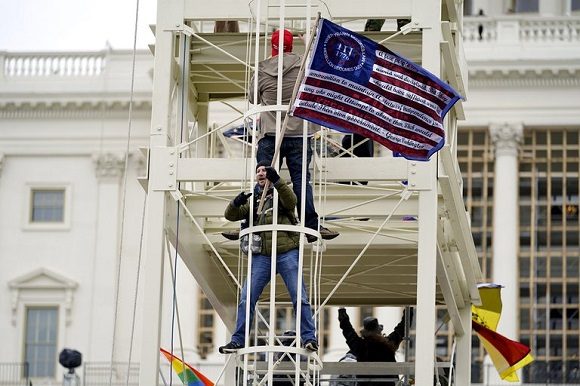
{"left": 139, "top": 0, "right": 482, "bottom": 384}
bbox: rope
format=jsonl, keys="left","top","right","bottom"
{"left": 108, "top": 0, "right": 142, "bottom": 382}
{"left": 124, "top": 198, "right": 147, "bottom": 386}
{"left": 168, "top": 215, "right": 180, "bottom": 386}
{"left": 311, "top": 129, "right": 327, "bottom": 348}
{"left": 315, "top": 192, "right": 410, "bottom": 315}
{"left": 177, "top": 197, "right": 242, "bottom": 288}
{"left": 164, "top": 234, "right": 190, "bottom": 385}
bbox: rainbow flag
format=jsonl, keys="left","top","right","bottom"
{"left": 472, "top": 284, "right": 534, "bottom": 382}
{"left": 160, "top": 348, "right": 214, "bottom": 386}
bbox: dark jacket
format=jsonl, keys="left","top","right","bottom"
{"left": 339, "top": 312, "right": 407, "bottom": 386}
{"left": 224, "top": 177, "right": 300, "bottom": 256}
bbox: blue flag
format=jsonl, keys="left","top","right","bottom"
{"left": 290, "top": 18, "right": 461, "bottom": 161}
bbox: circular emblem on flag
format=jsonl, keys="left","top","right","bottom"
{"left": 323, "top": 32, "right": 365, "bottom": 72}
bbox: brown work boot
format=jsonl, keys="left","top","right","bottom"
{"left": 319, "top": 226, "right": 339, "bottom": 240}
{"left": 306, "top": 226, "right": 339, "bottom": 243}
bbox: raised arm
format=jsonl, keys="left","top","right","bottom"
{"left": 338, "top": 308, "right": 365, "bottom": 357}
{"left": 265, "top": 166, "right": 297, "bottom": 211}
{"left": 385, "top": 307, "right": 413, "bottom": 352}
{"left": 224, "top": 192, "right": 252, "bottom": 221}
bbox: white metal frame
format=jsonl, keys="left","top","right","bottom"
{"left": 139, "top": 0, "right": 482, "bottom": 384}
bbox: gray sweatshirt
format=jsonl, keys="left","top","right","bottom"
{"left": 248, "top": 52, "right": 317, "bottom": 138}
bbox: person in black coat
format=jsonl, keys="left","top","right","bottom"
{"left": 337, "top": 308, "right": 413, "bottom": 386}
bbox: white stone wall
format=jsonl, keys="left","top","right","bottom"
{"left": 1, "top": 6, "right": 580, "bottom": 385}
{"left": 0, "top": 50, "right": 156, "bottom": 384}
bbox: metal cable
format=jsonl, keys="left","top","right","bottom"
{"left": 108, "top": 0, "right": 142, "bottom": 382}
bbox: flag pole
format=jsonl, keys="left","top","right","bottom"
{"left": 257, "top": 13, "right": 322, "bottom": 214}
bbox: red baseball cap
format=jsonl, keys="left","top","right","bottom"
{"left": 271, "top": 29, "right": 293, "bottom": 56}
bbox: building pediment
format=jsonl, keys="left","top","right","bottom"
{"left": 8, "top": 267, "right": 78, "bottom": 290}
{"left": 9, "top": 268, "right": 78, "bottom": 325}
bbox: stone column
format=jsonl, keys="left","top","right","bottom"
{"left": 488, "top": 122, "right": 523, "bottom": 384}
{"left": 88, "top": 152, "right": 125, "bottom": 360}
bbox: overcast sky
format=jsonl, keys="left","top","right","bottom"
{"left": 0, "top": 0, "right": 157, "bottom": 52}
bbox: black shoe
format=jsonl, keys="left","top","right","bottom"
{"left": 306, "top": 233, "right": 317, "bottom": 243}
{"left": 304, "top": 340, "right": 318, "bottom": 352}
{"left": 319, "top": 226, "right": 339, "bottom": 240}
{"left": 219, "top": 341, "right": 243, "bottom": 354}
{"left": 221, "top": 230, "right": 240, "bottom": 240}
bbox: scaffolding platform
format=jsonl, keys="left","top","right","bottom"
{"left": 140, "top": 0, "right": 481, "bottom": 385}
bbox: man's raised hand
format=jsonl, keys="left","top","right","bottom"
{"left": 233, "top": 192, "right": 252, "bottom": 207}
{"left": 264, "top": 166, "right": 280, "bottom": 184}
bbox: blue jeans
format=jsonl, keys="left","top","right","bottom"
{"left": 231, "top": 249, "right": 317, "bottom": 345}
{"left": 257, "top": 135, "right": 319, "bottom": 230}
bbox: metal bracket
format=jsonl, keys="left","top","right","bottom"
{"left": 137, "top": 147, "right": 150, "bottom": 192}
{"left": 407, "top": 161, "right": 433, "bottom": 191}
{"left": 163, "top": 23, "right": 195, "bottom": 34}
{"left": 170, "top": 190, "right": 184, "bottom": 201}
{"left": 400, "top": 21, "right": 420, "bottom": 35}
{"left": 149, "top": 147, "right": 178, "bottom": 191}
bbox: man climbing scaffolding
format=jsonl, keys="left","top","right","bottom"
{"left": 251, "top": 28, "right": 339, "bottom": 243}
{"left": 221, "top": 29, "right": 339, "bottom": 243}
{"left": 219, "top": 162, "right": 318, "bottom": 354}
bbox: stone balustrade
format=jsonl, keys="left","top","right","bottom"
{"left": 464, "top": 16, "right": 580, "bottom": 44}
{"left": 2, "top": 52, "right": 106, "bottom": 77}
{"left": 1, "top": 16, "right": 578, "bottom": 81}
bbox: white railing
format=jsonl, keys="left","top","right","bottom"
{"left": 2, "top": 52, "right": 106, "bottom": 77}
{"left": 464, "top": 16, "right": 580, "bottom": 44}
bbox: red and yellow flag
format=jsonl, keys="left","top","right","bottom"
{"left": 472, "top": 284, "right": 534, "bottom": 382}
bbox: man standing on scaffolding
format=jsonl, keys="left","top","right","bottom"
{"left": 219, "top": 161, "right": 318, "bottom": 354}
{"left": 250, "top": 28, "right": 339, "bottom": 243}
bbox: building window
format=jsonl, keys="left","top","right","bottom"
{"left": 25, "top": 307, "right": 58, "bottom": 378}
{"left": 519, "top": 128, "right": 580, "bottom": 382}
{"left": 512, "top": 0, "right": 539, "bottom": 13}
{"left": 24, "top": 185, "right": 71, "bottom": 230}
{"left": 31, "top": 189, "right": 65, "bottom": 223}
{"left": 572, "top": 0, "right": 580, "bottom": 12}
{"left": 463, "top": 0, "right": 474, "bottom": 16}
{"left": 455, "top": 127, "right": 580, "bottom": 382}
{"left": 9, "top": 269, "right": 76, "bottom": 381}
{"left": 197, "top": 290, "right": 214, "bottom": 359}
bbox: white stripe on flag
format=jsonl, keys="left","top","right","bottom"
{"left": 372, "top": 61, "right": 452, "bottom": 104}
{"left": 299, "top": 83, "right": 443, "bottom": 142}
{"left": 294, "top": 99, "right": 432, "bottom": 151}
{"left": 306, "top": 70, "right": 443, "bottom": 130}
{"left": 368, "top": 76, "right": 443, "bottom": 115}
